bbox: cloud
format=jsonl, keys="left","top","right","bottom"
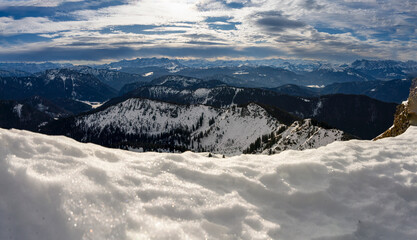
{"left": 196, "top": 0, "right": 251, "bottom": 11}
{"left": 0, "top": 45, "right": 286, "bottom": 61}
{"left": 301, "top": 0, "right": 324, "bottom": 10}
{"left": 254, "top": 11, "right": 306, "bottom": 33}
{"left": 0, "top": 0, "right": 128, "bottom": 21}
{"left": 205, "top": 16, "right": 240, "bottom": 30}
{"left": 0, "top": 0, "right": 416, "bottom": 62}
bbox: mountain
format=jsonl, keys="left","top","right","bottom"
{"left": 375, "top": 78, "right": 417, "bottom": 139}
{"left": 96, "top": 57, "right": 185, "bottom": 76}
{"left": 350, "top": 59, "right": 417, "bottom": 80}
{"left": 178, "top": 58, "right": 321, "bottom": 71}
{"left": 91, "top": 58, "right": 417, "bottom": 88}
{"left": 176, "top": 66, "right": 307, "bottom": 88}
{"left": 269, "top": 84, "right": 317, "bottom": 97}
{"left": 96, "top": 58, "right": 375, "bottom": 88}
{"left": 119, "top": 81, "right": 153, "bottom": 96}
{"left": 47, "top": 98, "right": 92, "bottom": 115}
{"left": 0, "top": 69, "right": 31, "bottom": 77}
{"left": 41, "top": 98, "right": 347, "bottom": 155}
{"left": 271, "top": 79, "right": 412, "bottom": 103}
{"left": 100, "top": 57, "right": 184, "bottom": 70}
{"left": 35, "top": 69, "right": 118, "bottom": 101}
{"left": 0, "top": 69, "right": 117, "bottom": 102}
{"left": 0, "top": 96, "right": 71, "bottom": 131}
{"left": 320, "top": 79, "right": 412, "bottom": 103}
{"left": 0, "top": 62, "right": 73, "bottom": 73}
{"left": 176, "top": 65, "right": 375, "bottom": 87}
{"left": 70, "top": 66, "right": 148, "bottom": 90}
{"left": 118, "top": 75, "right": 397, "bottom": 139}
{"left": 301, "top": 67, "right": 375, "bottom": 85}
{"left": 2, "top": 125, "right": 417, "bottom": 239}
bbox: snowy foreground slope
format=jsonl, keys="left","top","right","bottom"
{"left": 1, "top": 128, "right": 417, "bottom": 240}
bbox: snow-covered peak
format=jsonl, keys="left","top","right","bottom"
{"left": 69, "top": 98, "right": 345, "bottom": 155}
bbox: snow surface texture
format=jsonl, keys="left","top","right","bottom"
{"left": 1, "top": 128, "right": 417, "bottom": 240}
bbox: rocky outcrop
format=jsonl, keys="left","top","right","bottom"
{"left": 374, "top": 78, "right": 417, "bottom": 140}
{"left": 408, "top": 79, "right": 417, "bottom": 125}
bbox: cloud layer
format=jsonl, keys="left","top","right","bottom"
{"left": 0, "top": 0, "right": 416, "bottom": 62}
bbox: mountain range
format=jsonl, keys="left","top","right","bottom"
{"left": 0, "top": 69, "right": 117, "bottom": 102}
{"left": 41, "top": 98, "right": 348, "bottom": 155}
{"left": 2, "top": 58, "right": 416, "bottom": 88}
{"left": 0, "top": 58, "right": 409, "bottom": 154}
{"left": 271, "top": 78, "right": 412, "bottom": 103}
{"left": 0, "top": 96, "right": 72, "bottom": 131}
{"left": 117, "top": 75, "right": 397, "bottom": 139}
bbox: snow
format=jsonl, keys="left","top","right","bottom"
{"left": 143, "top": 72, "right": 154, "bottom": 77}
{"left": 312, "top": 100, "right": 323, "bottom": 116}
{"left": 78, "top": 100, "right": 104, "bottom": 109}
{"left": 233, "top": 71, "right": 249, "bottom": 75}
{"left": 265, "top": 119, "right": 344, "bottom": 153}
{"left": 156, "top": 76, "right": 198, "bottom": 87}
{"left": 109, "top": 67, "right": 122, "bottom": 71}
{"left": 306, "top": 85, "right": 325, "bottom": 88}
{"left": 193, "top": 88, "right": 211, "bottom": 98}
{"left": 13, "top": 103, "right": 23, "bottom": 118}
{"left": 1, "top": 127, "right": 417, "bottom": 240}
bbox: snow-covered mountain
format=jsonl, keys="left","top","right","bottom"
{"left": 0, "top": 69, "right": 117, "bottom": 102}
{"left": 350, "top": 59, "right": 417, "bottom": 80}
{"left": 0, "top": 62, "right": 73, "bottom": 73}
{"left": 70, "top": 66, "right": 148, "bottom": 90}
{"left": 36, "top": 69, "right": 118, "bottom": 101}
{"left": 271, "top": 79, "right": 412, "bottom": 104}
{"left": 96, "top": 57, "right": 185, "bottom": 74}
{"left": 0, "top": 95, "right": 97, "bottom": 132}
{"left": 178, "top": 58, "right": 321, "bottom": 70}
{"left": 302, "top": 67, "right": 375, "bottom": 84}
{"left": 118, "top": 75, "right": 397, "bottom": 139}
{"left": 95, "top": 58, "right": 417, "bottom": 88}
{"left": 1, "top": 125, "right": 417, "bottom": 239}
{"left": 0, "top": 69, "right": 31, "bottom": 77}
{"left": 42, "top": 98, "right": 346, "bottom": 155}
{"left": 0, "top": 97, "right": 69, "bottom": 131}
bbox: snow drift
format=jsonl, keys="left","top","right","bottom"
{"left": 1, "top": 127, "right": 417, "bottom": 240}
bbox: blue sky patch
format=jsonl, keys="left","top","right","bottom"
{"left": 0, "top": 0, "right": 127, "bottom": 21}
{"left": 0, "top": 34, "right": 52, "bottom": 45}
{"left": 205, "top": 17, "right": 240, "bottom": 31}
{"left": 316, "top": 27, "right": 367, "bottom": 41}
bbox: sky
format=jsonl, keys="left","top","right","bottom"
{"left": 0, "top": 0, "right": 416, "bottom": 63}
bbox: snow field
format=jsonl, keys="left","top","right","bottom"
{"left": 0, "top": 127, "right": 417, "bottom": 239}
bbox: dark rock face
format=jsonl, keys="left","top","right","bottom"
{"left": 375, "top": 78, "right": 417, "bottom": 140}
